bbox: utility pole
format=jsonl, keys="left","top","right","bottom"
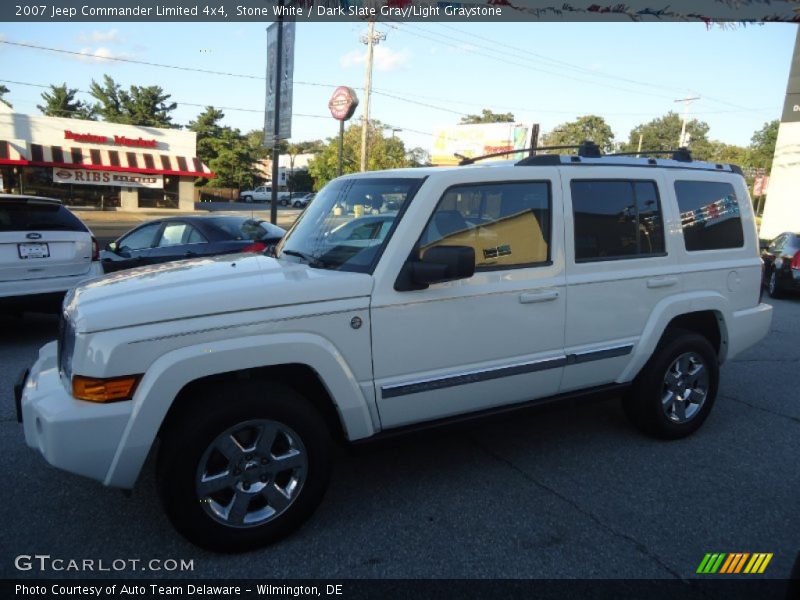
{"left": 269, "top": 9, "right": 284, "bottom": 226}
{"left": 674, "top": 95, "right": 700, "bottom": 147}
{"left": 359, "top": 22, "right": 386, "bottom": 172}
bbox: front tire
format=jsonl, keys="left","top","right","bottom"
{"left": 622, "top": 329, "right": 719, "bottom": 439}
{"left": 157, "top": 381, "right": 332, "bottom": 552}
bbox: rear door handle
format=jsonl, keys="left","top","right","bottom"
{"left": 647, "top": 276, "right": 678, "bottom": 289}
{"left": 519, "top": 290, "right": 560, "bottom": 304}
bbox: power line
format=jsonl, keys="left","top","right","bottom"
{"left": 392, "top": 23, "right": 764, "bottom": 113}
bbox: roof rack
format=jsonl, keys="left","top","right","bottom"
{"left": 457, "top": 144, "right": 584, "bottom": 166}
{"left": 608, "top": 147, "right": 693, "bottom": 162}
{"left": 459, "top": 140, "right": 699, "bottom": 168}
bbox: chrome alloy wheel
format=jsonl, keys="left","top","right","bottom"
{"left": 769, "top": 272, "right": 778, "bottom": 296}
{"left": 196, "top": 419, "right": 308, "bottom": 528}
{"left": 661, "top": 352, "right": 710, "bottom": 423}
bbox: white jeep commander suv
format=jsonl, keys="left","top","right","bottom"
{"left": 15, "top": 146, "right": 772, "bottom": 552}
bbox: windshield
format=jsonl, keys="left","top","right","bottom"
{"left": 277, "top": 176, "right": 424, "bottom": 273}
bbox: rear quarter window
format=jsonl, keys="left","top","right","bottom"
{"left": 675, "top": 181, "right": 743, "bottom": 251}
{"left": 0, "top": 201, "right": 87, "bottom": 232}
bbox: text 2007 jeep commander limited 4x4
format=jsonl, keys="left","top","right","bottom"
{"left": 15, "top": 144, "right": 772, "bottom": 552}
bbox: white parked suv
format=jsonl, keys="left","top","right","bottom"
{"left": 15, "top": 147, "right": 772, "bottom": 552}
{"left": 1, "top": 194, "right": 102, "bottom": 313}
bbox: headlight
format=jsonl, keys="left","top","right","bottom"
{"left": 57, "top": 312, "right": 75, "bottom": 382}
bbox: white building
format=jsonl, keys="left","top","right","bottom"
{"left": 0, "top": 110, "right": 213, "bottom": 211}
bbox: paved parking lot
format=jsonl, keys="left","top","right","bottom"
{"left": 1, "top": 298, "right": 798, "bottom": 580}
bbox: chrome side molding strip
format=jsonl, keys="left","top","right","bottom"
{"left": 380, "top": 344, "right": 633, "bottom": 399}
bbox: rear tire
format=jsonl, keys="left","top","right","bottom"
{"left": 157, "top": 381, "right": 332, "bottom": 552}
{"left": 242, "top": 195, "right": 253, "bottom": 203}
{"left": 767, "top": 270, "right": 783, "bottom": 299}
{"left": 622, "top": 329, "right": 719, "bottom": 440}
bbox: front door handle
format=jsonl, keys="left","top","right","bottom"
{"left": 647, "top": 276, "right": 678, "bottom": 289}
{"left": 519, "top": 290, "right": 560, "bottom": 304}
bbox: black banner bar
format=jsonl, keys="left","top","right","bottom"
{"left": 3, "top": 579, "right": 799, "bottom": 600}
{"left": 2, "top": 1, "right": 800, "bottom": 23}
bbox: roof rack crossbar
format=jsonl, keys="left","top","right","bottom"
{"left": 457, "top": 144, "right": 582, "bottom": 166}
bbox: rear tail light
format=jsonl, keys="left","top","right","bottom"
{"left": 91, "top": 237, "right": 99, "bottom": 261}
{"left": 242, "top": 242, "right": 267, "bottom": 253}
{"left": 791, "top": 251, "right": 800, "bottom": 271}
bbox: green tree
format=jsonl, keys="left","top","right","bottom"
{"left": 0, "top": 84, "right": 12, "bottom": 108}
{"left": 541, "top": 115, "right": 615, "bottom": 154}
{"left": 703, "top": 140, "right": 748, "bottom": 165}
{"left": 460, "top": 109, "right": 515, "bottom": 124}
{"left": 287, "top": 169, "right": 314, "bottom": 193}
{"left": 205, "top": 128, "right": 260, "bottom": 188}
{"left": 308, "top": 120, "right": 410, "bottom": 189}
{"left": 747, "top": 119, "right": 779, "bottom": 171}
{"left": 89, "top": 75, "right": 177, "bottom": 127}
{"left": 188, "top": 107, "right": 259, "bottom": 188}
{"left": 37, "top": 83, "right": 95, "bottom": 119}
{"left": 622, "top": 112, "right": 711, "bottom": 157}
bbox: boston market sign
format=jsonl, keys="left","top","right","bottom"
{"left": 64, "top": 130, "right": 159, "bottom": 149}
{"left": 327, "top": 87, "right": 359, "bottom": 121}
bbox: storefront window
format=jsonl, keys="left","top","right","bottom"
{"left": 138, "top": 176, "right": 180, "bottom": 209}
{"left": 20, "top": 167, "right": 120, "bottom": 208}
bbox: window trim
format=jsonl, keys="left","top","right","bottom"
{"left": 570, "top": 178, "right": 667, "bottom": 264}
{"left": 415, "top": 179, "right": 554, "bottom": 273}
{"left": 674, "top": 179, "right": 744, "bottom": 252}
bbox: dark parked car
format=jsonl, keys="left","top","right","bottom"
{"left": 761, "top": 231, "right": 800, "bottom": 298}
{"left": 100, "top": 216, "right": 286, "bottom": 273}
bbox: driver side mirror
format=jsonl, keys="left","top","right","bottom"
{"left": 395, "top": 246, "right": 475, "bottom": 291}
{"left": 105, "top": 241, "right": 118, "bottom": 253}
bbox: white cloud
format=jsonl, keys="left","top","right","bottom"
{"left": 78, "top": 29, "right": 123, "bottom": 44}
{"left": 76, "top": 46, "right": 129, "bottom": 63}
{"left": 340, "top": 46, "right": 410, "bottom": 72}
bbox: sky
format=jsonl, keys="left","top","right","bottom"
{"left": 0, "top": 21, "right": 795, "bottom": 154}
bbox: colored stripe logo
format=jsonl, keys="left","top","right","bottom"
{"left": 697, "top": 553, "right": 773, "bottom": 574}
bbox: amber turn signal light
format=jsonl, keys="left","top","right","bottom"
{"left": 72, "top": 375, "right": 141, "bottom": 403}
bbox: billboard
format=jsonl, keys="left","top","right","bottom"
{"left": 760, "top": 28, "right": 800, "bottom": 239}
{"left": 264, "top": 21, "right": 295, "bottom": 149}
{"left": 431, "top": 123, "right": 530, "bottom": 166}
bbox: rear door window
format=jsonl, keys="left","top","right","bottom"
{"left": 570, "top": 180, "right": 665, "bottom": 262}
{"left": 675, "top": 181, "right": 743, "bottom": 251}
{"left": 0, "top": 201, "right": 87, "bottom": 232}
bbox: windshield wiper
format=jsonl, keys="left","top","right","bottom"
{"left": 281, "top": 249, "right": 328, "bottom": 268}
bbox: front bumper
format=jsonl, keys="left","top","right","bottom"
{"left": 18, "top": 341, "right": 132, "bottom": 485}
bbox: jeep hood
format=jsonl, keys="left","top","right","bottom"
{"left": 66, "top": 254, "right": 374, "bottom": 333}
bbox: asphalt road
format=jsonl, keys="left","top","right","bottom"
{"left": 1, "top": 298, "right": 798, "bottom": 580}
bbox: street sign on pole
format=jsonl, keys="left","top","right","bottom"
{"left": 264, "top": 21, "right": 295, "bottom": 149}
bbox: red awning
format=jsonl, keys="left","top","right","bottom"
{"left": 0, "top": 140, "right": 215, "bottom": 178}
{"left": 0, "top": 139, "right": 27, "bottom": 165}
